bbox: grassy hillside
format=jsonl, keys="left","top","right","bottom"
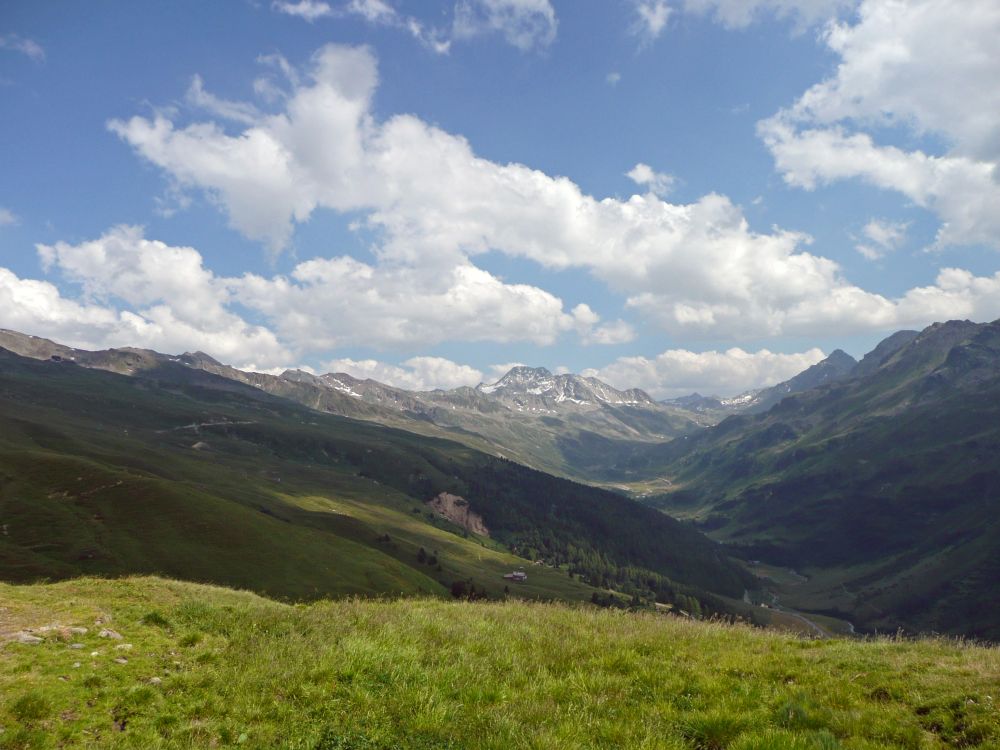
{"left": 2, "top": 577, "right": 999, "bottom": 749}
{"left": 0, "top": 348, "right": 750, "bottom": 611}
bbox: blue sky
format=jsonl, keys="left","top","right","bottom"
{"left": 2, "top": 0, "right": 999, "bottom": 397}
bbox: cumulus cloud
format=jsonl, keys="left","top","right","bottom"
{"left": 0, "top": 267, "right": 120, "bottom": 345}
{"left": 626, "top": 162, "right": 675, "bottom": 197}
{"left": 109, "top": 45, "right": 380, "bottom": 251}
{"left": 0, "top": 34, "right": 45, "bottom": 62}
{"left": 760, "top": 0, "right": 1000, "bottom": 250}
{"left": 325, "top": 356, "right": 483, "bottom": 390}
{"left": 585, "top": 347, "right": 828, "bottom": 399}
{"left": 31, "top": 226, "right": 290, "bottom": 369}
{"left": 0, "top": 263, "right": 289, "bottom": 372}
{"left": 15, "top": 223, "right": 998, "bottom": 388}
{"left": 9, "top": 224, "right": 1000, "bottom": 392}
{"left": 572, "top": 306, "right": 636, "bottom": 345}
{"left": 855, "top": 218, "right": 908, "bottom": 261}
{"left": 0, "top": 207, "right": 18, "bottom": 226}
{"left": 235, "top": 257, "right": 591, "bottom": 349}
{"left": 110, "top": 43, "right": 1000, "bottom": 342}
{"left": 585, "top": 321, "right": 637, "bottom": 346}
{"left": 19, "top": 224, "right": 612, "bottom": 366}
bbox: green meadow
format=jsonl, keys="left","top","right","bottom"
{"left": 2, "top": 577, "right": 998, "bottom": 749}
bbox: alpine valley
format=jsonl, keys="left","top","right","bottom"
{"left": 2, "top": 320, "right": 999, "bottom": 639}
{"left": 7, "top": 6, "right": 1000, "bottom": 746}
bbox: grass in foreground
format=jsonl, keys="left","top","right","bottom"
{"left": 1, "top": 577, "right": 998, "bottom": 749}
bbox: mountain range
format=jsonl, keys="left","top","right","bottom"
{"left": 0, "top": 332, "right": 753, "bottom": 623}
{"left": 3, "top": 320, "right": 1000, "bottom": 638}
{"left": 0, "top": 329, "right": 709, "bottom": 485}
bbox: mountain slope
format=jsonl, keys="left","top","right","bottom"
{"left": 644, "top": 319, "right": 1000, "bottom": 638}
{"left": 0, "top": 343, "right": 752, "bottom": 611}
{"left": 301, "top": 365, "right": 708, "bottom": 482}
{"left": 665, "top": 349, "right": 859, "bottom": 418}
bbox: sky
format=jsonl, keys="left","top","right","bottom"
{"left": 1, "top": 0, "right": 999, "bottom": 398}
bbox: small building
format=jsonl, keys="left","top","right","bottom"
{"left": 503, "top": 571, "right": 528, "bottom": 582}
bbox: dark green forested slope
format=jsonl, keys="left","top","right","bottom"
{"left": 642, "top": 319, "right": 1000, "bottom": 639}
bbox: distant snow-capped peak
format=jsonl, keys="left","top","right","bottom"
{"left": 477, "top": 366, "right": 654, "bottom": 406}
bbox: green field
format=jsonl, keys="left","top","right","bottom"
{"left": 2, "top": 577, "right": 999, "bottom": 749}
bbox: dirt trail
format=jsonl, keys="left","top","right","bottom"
{"left": 156, "top": 420, "right": 256, "bottom": 434}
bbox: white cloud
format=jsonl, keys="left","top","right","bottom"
{"left": 272, "top": 0, "right": 333, "bottom": 21}
{"left": 567, "top": 303, "right": 636, "bottom": 345}
{"left": 110, "top": 43, "right": 1000, "bottom": 342}
{"left": 4, "top": 221, "right": 635, "bottom": 380}
{"left": 760, "top": 0, "right": 1000, "bottom": 250}
{"left": 893, "top": 268, "right": 1000, "bottom": 328}
{"left": 856, "top": 217, "right": 908, "bottom": 260}
{"left": 31, "top": 226, "right": 290, "bottom": 369}
{"left": 452, "top": 0, "right": 558, "bottom": 51}
{"left": 234, "top": 256, "right": 589, "bottom": 349}
{"left": 790, "top": 0, "right": 1000, "bottom": 161}
{"left": 0, "top": 34, "right": 45, "bottom": 62}
{"left": 110, "top": 45, "right": 380, "bottom": 252}
{"left": 9, "top": 223, "right": 1000, "bottom": 386}
{"left": 632, "top": 0, "right": 672, "bottom": 42}
{"left": 862, "top": 218, "right": 908, "bottom": 250}
{"left": 626, "top": 162, "right": 675, "bottom": 197}
{"left": 0, "top": 207, "right": 18, "bottom": 226}
{"left": 0, "top": 262, "right": 288, "bottom": 372}
{"left": 760, "top": 121, "right": 1000, "bottom": 251}
{"left": 586, "top": 321, "right": 637, "bottom": 346}
{"left": 606, "top": 72, "right": 621, "bottom": 86}
{"left": 681, "top": 0, "right": 855, "bottom": 29}
{"left": 0, "top": 267, "right": 119, "bottom": 344}
{"left": 585, "top": 347, "right": 828, "bottom": 399}
{"left": 324, "top": 356, "right": 483, "bottom": 390}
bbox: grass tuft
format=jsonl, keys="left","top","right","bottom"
{"left": 9, "top": 692, "right": 50, "bottom": 723}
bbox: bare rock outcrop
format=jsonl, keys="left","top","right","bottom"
{"left": 427, "top": 493, "right": 490, "bottom": 537}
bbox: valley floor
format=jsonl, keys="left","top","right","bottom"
{"left": 2, "top": 578, "right": 999, "bottom": 749}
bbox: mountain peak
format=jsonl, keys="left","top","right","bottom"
{"left": 478, "top": 366, "right": 554, "bottom": 394}
{"left": 476, "top": 366, "right": 655, "bottom": 407}
{"left": 180, "top": 351, "right": 223, "bottom": 367}
{"left": 827, "top": 349, "right": 855, "bottom": 364}
{"left": 502, "top": 365, "right": 554, "bottom": 380}
{"left": 855, "top": 330, "right": 920, "bottom": 377}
